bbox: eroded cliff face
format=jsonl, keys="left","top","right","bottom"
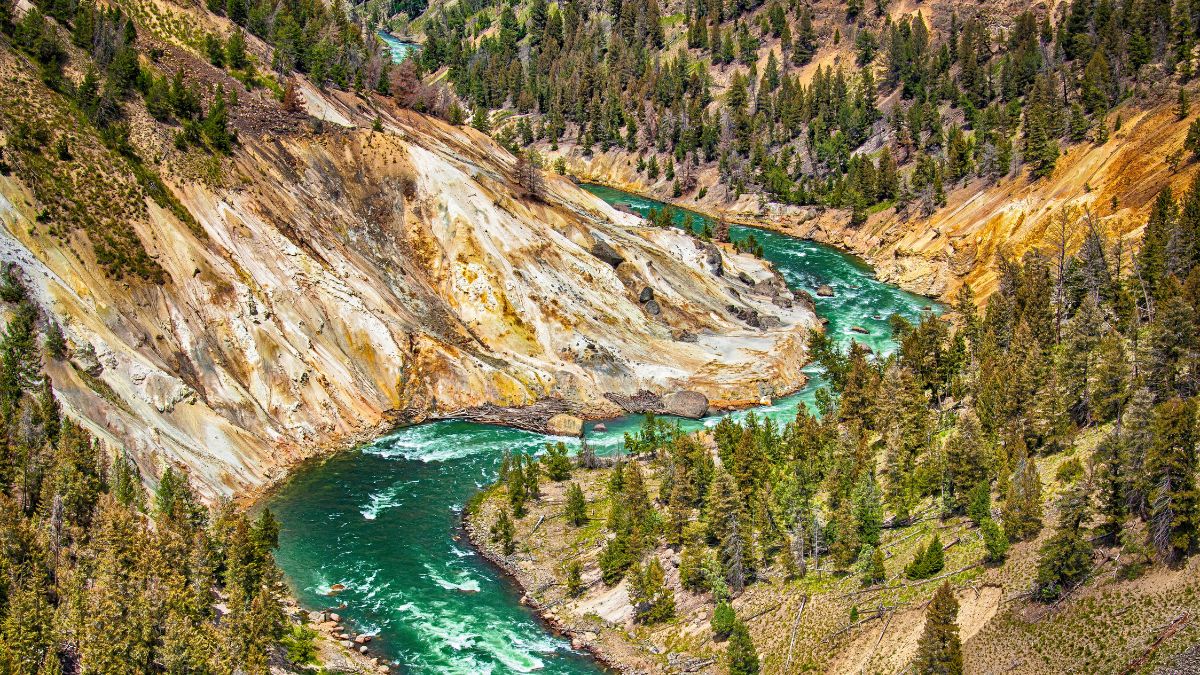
{"left": 566, "top": 92, "right": 1200, "bottom": 301}
{"left": 0, "top": 76, "right": 814, "bottom": 498}
{"left": 539, "top": 0, "right": 1199, "bottom": 302}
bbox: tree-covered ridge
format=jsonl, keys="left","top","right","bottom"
{"left": 488, "top": 179, "right": 1199, "bottom": 667}
{"left": 415, "top": 0, "right": 1198, "bottom": 219}
{"left": 0, "top": 269, "right": 306, "bottom": 673}
{"left": 0, "top": 0, "right": 249, "bottom": 283}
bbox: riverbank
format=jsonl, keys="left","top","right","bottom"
{"left": 576, "top": 176, "right": 952, "bottom": 301}
{"left": 463, "top": 467, "right": 671, "bottom": 674}
{"left": 267, "top": 183, "right": 939, "bottom": 673}
{"left": 460, "top": 443, "right": 987, "bottom": 675}
{"left": 460, "top": 425, "right": 1150, "bottom": 674}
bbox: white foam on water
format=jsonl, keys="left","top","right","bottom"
{"left": 476, "top": 622, "right": 567, "bottom": 673}
{"left": 424, "top": 564, "right": 482, "bottom": 593}
{"left": 360, "top": 481, "right": 415, "bottom": 520}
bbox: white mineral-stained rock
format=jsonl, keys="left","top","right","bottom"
{"left": 0, "top": 93, "right": 817, "bottom": 499}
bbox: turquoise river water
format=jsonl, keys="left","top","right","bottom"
{"left": 378, "top": 30, "right": 420, "bottom": 63}
{"left": 268, "top": 186, "right": 938, "bottom": 673}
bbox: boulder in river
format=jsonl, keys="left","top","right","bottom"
{"left": 546, "top": 413, "right": 584, "bottom": 437}
{"left": 327, "top": 585, "right": 346, "bottom": 596}
{"left": 816, "top": 284, "right": 835, "bottom": 297}
{"left": 592, "top": 422, "right": 608, "bottom": 432}
{"left": 850, "top": 325, "right": 869, "bottom": 334}
{"left": 660, "top": 390, "right": 709, "bottom": 419}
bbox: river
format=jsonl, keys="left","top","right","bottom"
{"left": 378, "top": 30, "right": 420, "bottom": 63}
{"left": 268, "top": 186, "right": 938, "bottom": 673}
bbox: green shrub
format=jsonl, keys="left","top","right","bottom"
{"left": 905, "top": 534, "right": 945, "bottom": 580}
{"left": 1055, "top": 457, "right": 1083, "bottom": 484}
{"left": 565, "top": 560, "right": 583, "bottom": 597}
{"left": 281, "top": 625, "right": 318, "bottom": 665}
{"left": 981, "top": 517, "right": 1009, "bottom": 563}
{"left": 541, "top": 441, "right": 572, "bottom": 481}
{"left": 711, "top": 600, "right": 736, "bottom": 639}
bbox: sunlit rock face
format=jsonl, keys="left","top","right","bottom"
{"left": 0, "top": 90, "right": 814, "bottom": 498}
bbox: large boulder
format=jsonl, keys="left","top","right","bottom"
{"left": 590, "top": 238, "right": 625, "bottom": 268}
{"left": 546, "top": 413, "right": 584, "bottom": 437}
{"left": 816, "top": 284, "right": 835, "bottom": 297}
{"left": 660, "top": 390, "right": 709, "bottom": 419}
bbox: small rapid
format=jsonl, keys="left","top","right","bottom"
{"left": 269, "top": 186, "right": 939, "bottom": 673}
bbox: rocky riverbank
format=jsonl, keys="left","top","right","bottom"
{"left": 463, "top": 478, "right": 661, "bottom": 674}
{"left": 279, "top": 597, "right": 395, "bottom": 674}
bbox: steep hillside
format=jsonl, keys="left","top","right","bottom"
{"left": 571, "top": 89, "right": 1200, "bottom": 299}
{"left": 0, "top": 7, "right": 815, "bottom": 499}
{"left": 411, "top": 0, "right": 1200, "bottom": 300}
{"left": 468, "top": 426, "right": 1200, "bottom": 675}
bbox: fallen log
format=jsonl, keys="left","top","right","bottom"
{"left": 743, "top": 601, "right": 784, "bottom": 622}
{"left": 1120, "top": 612, "right": 1190, "bottom": 675}
{"left": 862, "top": 610, "right": 894, "bottom": 669}
{"left": 783, "top": 594, "right": 809, "bottom": 673}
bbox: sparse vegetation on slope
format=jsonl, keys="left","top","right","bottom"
{"left": 468, "top": 178, "right": 1200, "bottom": 671}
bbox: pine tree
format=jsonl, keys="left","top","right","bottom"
{"left": 1137, "top": 189, "right": 1178, "bottom": 303}
{"left": 542, "top": 441, "right": 572, "bottom": 481}
{"left": 1081, "top": 49, "right": 1114, "bottom": 113}
{"left": 491, "top": 507, "right": 516, "bottom": 555}
{"left": 914, "top": 582, "right": 963, "bottom": 674}
{"left": 565, "top": 560, "right": 584, "bottom": 597}
{"left": 726, "top": 621, "right": 760, "bottom": 675}
{"left": 854, "top": 470, "right": 883, "bottom": 547}
{"left": 471, "top": 104, "right": 491, "bottom": 133}
{"left": 1002, "top": 437, "right": 1043, "bottom": 540}
{"left": 905, "top": 534, "right": 945, "bottom": 579}
{"left": 629, "top": 557, "right": 674, "bottom": 623}
{"left": 226, "top": 29, "right": 248, "bottom": 70}
{"left": 1146, "top": 279, "right": 1198, "bottom": 399}
{"left": 981, "top": 517, "right": 1010, "bottom": 563}
{"left": 202, "top": 86, "right": 235, "bottom": 154}
{"left": 565, "top": 482, "right": 587, "bottom": 526}
{"left": 711, "top": 600, "right": 736, "bottom": 638}
{"left": 946, "top": 409, "right": 987, "bottom": 513}
{"left": 829, "top": 497, "right": 861, "bottom": 570}
{"left": 864, "top": 545, "right": 886, "bottom": 585}
{"left": 723, "top": 513, "right": 747, "bottom": 595}
{"left": 1034, "top": 484, "right": 1094, "bottom": 601}
{"left": 1147, "top": 397, "right": 1199, "bottom": 561}
{"left": 1023, "top": 78, "right": 1059, "bottom": 179}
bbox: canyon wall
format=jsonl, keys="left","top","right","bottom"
{"left": 0, "top": 46, "right": 814, "bottom": 499}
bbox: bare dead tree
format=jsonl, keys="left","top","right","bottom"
{"left": 1044, "top": 205, "right": 1080, "bottom": 344}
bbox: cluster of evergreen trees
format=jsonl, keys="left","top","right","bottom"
{"left": 0, "top": 268, "right": 296, "bottom": 673}
{"left": 493, "top": 177, "right": 1198, "bottom": 662}
{"left": 1, "top": 0, "right": 236, "bottom": 283}
{"left": 417, "top": 0, "right": 1198, "bottom": 220}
